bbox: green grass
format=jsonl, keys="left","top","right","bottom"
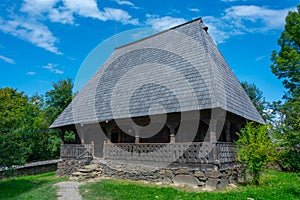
{"left": 80, "top": 170, "right": 300, "bottom": 200}
{"left": 0, "top": 170, "right": 299, "bottom": 200}
{"left": 0, "top": 172, "right": 67, "bottom": 200}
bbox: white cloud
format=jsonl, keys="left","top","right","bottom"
{"left": 20, "top": 0, "right": 139, "bottom": 25}
{"left": 67, "top": 56, "right": 75, "bottom": 60}
{"left": 99, "top": 8, "right": 139, "bottom": 25}
{"left": 48, "top": 7, "right": 75, "bottom": 24}
{"left": 116, "top": 0, "right": 134, "bottom": 6}
{"left": 202, "top": 5, "right": 294, "bottom": 43}
{"left": 0, "top": 54, "right": 16, "bottom": 64}
{"left": 146, "top": 15, "right": 186, "bottom": 31}
{"left": 27, "top": 71, "right": 36, "bottom": 75}
{"left": 42, "top": 63, "right": 64, "bottom": 74}
{"left": 21, "top": 0, "right": 58, "bottom": 15}
{"left": 224, "top": 6, "right": 293, "bottom": 31}
{"left": 0, "top": 17, "right": 61, "bottom": 54}
{"left": 202, "top": 16, "right": 245, "bottom": 43}
{"left": 63, "top": 0, "right": 102, "bottom": 19}
{"left": 256, "top": 55, "right": 265, "bottom": 61}
{"left": 0, "top": 0, "right": 139, "bottom": 54}
{"left": 188, "top": 8, "right": 200, "bottom": 13}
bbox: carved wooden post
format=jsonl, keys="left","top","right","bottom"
{"left": 133, "top": 126, "right": 140, "bottom": 144}
{"left": 209, "top": 119, "right": 217, "bottom": 143}
{"left": 225, "top": 121, "right": 231, "bottom": 142}
{"left": 107, "top": 131, "right": 112, "bottom": 144}
{"left": 105, "top": 122, "right": 115, "bottom": 144}
{"left": 61, "top": 130, "right": 65, "bottom": 144}
{"left": 91, "top": 140, "right": 94, "bottom": 157}
{"left": 75, "top": 131, "right": 81, "bottom": 144}
{"left": 208, "top": 119, "right": 218, "bottom": 161}
{"left": 166, "top": 120, "right": 179, "bottom": 143}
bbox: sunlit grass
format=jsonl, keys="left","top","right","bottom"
{"left": 0, "top": 172, "right": 67, "bottom": 200}
{"left": 80, "top": 170, "right": 300, "bottom": 200}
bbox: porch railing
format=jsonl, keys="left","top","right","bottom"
{"left": 60, "top": 144, "right": 94, "bottom": 160}
{"left": 103, "top": 142, "right": 237, "bottom": 164}
{"left": 216, "top": 142, "right": 237, "bottom": 163}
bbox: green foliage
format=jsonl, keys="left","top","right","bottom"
{"left": 64, "top": 130, "right": 76, "bottom": 143}
{"left": 270, "top": 5, "right": 300, "bottom": 172}
{"left": 272, "top": 123, "right": 300, "bottom": 172}
{"left": 236, "top": 122, "right": 276, "bottom": 185}
{"left": 271, "top": 5, "right": 300, "bottom": 98}
{"left": 0, "top": 130, "right": 61, "bottom": 169}
{"left": 45, "top": 78, "right": 73, "bottom": 124}
{"left": 0, "top": 88, "right": 29, "bottom": 129}
{"left": 0, "top": 78, "right": 74, "bottom": 168}
{"left": 270, "top": 4, "right": 300, "bottom": 130}
{"left": 279, "top": 148, "right": 300, "bottom": 172}
{"left": 0, "top": 132, "right": 30, "bottom": 169}
{"left": 241, "top": 81, "right": 270, "bottom": 121}
{"left": 22, "top": 130, "right": 61, "bottom": 161}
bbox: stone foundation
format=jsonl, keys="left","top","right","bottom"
{"left": 56, "top": 159, "right": 91, "bottom": 176}
{"left": 57, "top": 159, "right": 241, "bottom": 188}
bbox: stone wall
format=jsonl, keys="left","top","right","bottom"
{"left": 0, "top": 159, "right": 59, "bottom": 179}
{"left": 56, "top": 159, "right": 91, "bottom": 176}
{"left": 57, "top": 159, "right": 241, "bottom": 188}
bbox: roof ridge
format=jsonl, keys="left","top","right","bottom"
{"left": 200, "top": 23, "right": 220, "bottom": 108}
{"left": 115, "top": 17, "right": 203, "bottom": 50}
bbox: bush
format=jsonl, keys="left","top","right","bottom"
{"left": 236, "top": 122, "right": 276, "bottom": 185}
{"left": 272, "top": 125, "right": 300, "bottom": 172}
{"left": 0, "top": 130, "right": 61, "bottom": 170}
{"left": 278, "top": 149, "right": 300, "bottom": 172}
{"left": 0, "top": 132, "right": 30, "bottom": 168}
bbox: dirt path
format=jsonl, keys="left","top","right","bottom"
{"left": 54, "top": 181, "right": 84, "bottom": 200}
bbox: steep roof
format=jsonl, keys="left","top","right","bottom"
{"left": 50, "top": 18, "right": 264, "bottom": 128}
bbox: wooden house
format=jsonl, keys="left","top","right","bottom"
{"left": 51, "top": 18, "right": 263, "bottom": 185}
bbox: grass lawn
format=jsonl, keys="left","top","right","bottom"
{"left": 0, "top": 170, "right": 299, "bottom": 200}
{"left": 0, "top": 172, "right": 67, "bottom": 200}
{"left": 80, "top": 170, "right": 300, "bottom": 200}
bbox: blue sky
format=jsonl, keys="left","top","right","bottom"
{"left": 0, "top": 0, "right": 299, "bottom": 102}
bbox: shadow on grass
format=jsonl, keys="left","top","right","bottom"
{"left": 0, "top": 172, "right": 65, "bottom": 200}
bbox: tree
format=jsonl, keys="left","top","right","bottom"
{"left": 19, "top": 94, "right": 49, "bottom": 130}
{"left": 241, "top": 81, "right": 270, "bottom": 121}
{"left": 270, "top": 5, "right": 300, "bottom": 172}
{"left": 0, "top": 131, "right": 30, "bottom": 170}
{"left": 0, "top": 88, "right": 29, "bottom": 131}
{"left": 45, "top": 78, "right": 73, "bottom": 124}
{"left": 0, "top": 87, "right": 61, "bottom": 168}
{"left": 236, "top": 122, "right": 275, "bottom": 185}
{"left": 270, "top": 5, "right": 300, "bottom": 123}
{"left": 271, "top": 5, "right": 300, "bottom": 99}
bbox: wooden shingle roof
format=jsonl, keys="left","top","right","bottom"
{"left": 50, "top": 18, "right": 264, "bottom": 128}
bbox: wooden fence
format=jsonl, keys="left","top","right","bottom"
{"left": 60, "top": 144, "right": 94, "bottom": 160}
{"left": 103, "top": 142, "right": 237, "bottom": 164}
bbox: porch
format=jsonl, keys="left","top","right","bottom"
{"left": 60, "top": 142, "right": 237, "bottom": 164}
{"left": 103, "top": 142, "right": 237, "bottom": 164}
{"left": 59, "top": 110, "right": 242, "bottom": 163}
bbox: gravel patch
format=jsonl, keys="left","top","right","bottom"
{"left": 55, "top": 181, "right": 84, "bottom": 200}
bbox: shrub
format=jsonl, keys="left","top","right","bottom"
{"left": 236, "top": 122, "right": 276, "bottom": 185}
